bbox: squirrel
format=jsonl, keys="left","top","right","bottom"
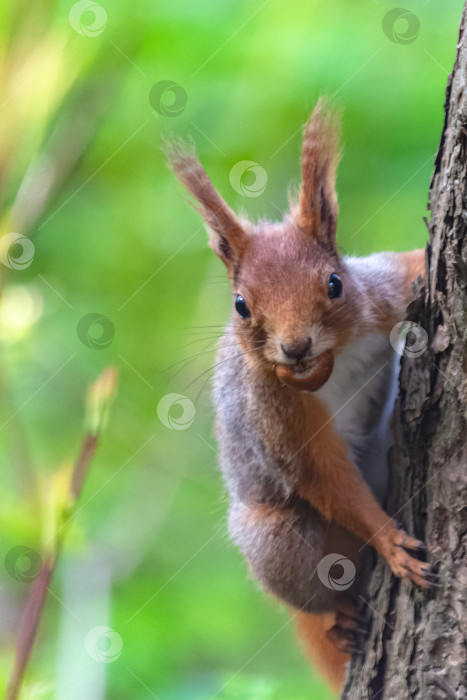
{"left": 167, "top": 98, "right": 437, "bottom": 692}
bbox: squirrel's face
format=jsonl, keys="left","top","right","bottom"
{"left": 169, "top": 98, "right": 350, "bottom": 391}
{"left": 229, "top": 220, "right": 356, "bottom": 389}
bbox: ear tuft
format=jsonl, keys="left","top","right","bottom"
{"left": 293, "top": 97, "right": 342, "bottom": 244}
{"left": 164, "top": 137, "right": 248, "bottom": 268}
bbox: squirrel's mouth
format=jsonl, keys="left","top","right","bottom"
{"left": 275, "top": 350, "right": 334, "bottom": 392}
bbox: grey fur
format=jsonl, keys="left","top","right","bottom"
{"left": 212, "top": 254, "right": 403, "bottom": 614}
{"left": 213, "top": 328, "right": 376, "bottom": 613}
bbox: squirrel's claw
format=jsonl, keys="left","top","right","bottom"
{"left": 422, "top": 566, "right": 442, "bottom": 588}
{"left": 377, "top": 526, "right": 438, "bottom": 589}
{"left": 326, "top": 602, "right": 370, "bottom": 655}
{"left": 326, "top": 624, "right": 367, "bottom": 656}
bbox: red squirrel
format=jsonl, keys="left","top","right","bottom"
{"left": 168, "top": 98, "right": 436, "bottom": 692}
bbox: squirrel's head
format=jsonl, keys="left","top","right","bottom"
{"left": 168, "top": 98, "right": 358, "bottom": 392}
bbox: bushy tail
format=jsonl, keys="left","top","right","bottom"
{"left": 295, "top": 611, "right": 349, "bottom": 693}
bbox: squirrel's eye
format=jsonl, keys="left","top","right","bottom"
{"left": 235, "top": 295, "right": 251, "bottom": 318}
{"left": 328, "top": 273, "right": 343, "bottom": 299}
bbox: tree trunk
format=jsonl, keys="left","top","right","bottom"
{"left": 342, "top": 5, "right": 467, "bottom": 699}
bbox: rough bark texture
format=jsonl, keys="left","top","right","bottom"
{"left": 342, "top": 6, "right": 467, "bottom": 700}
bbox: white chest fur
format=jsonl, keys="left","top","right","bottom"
{"left": 316, "top": 333, "right": 401, "bottom": 502}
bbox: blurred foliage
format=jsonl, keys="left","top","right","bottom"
{"left": 0, "top": 0, "right": 463, "bottom": 698}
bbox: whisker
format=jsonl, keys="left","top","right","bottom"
{"left": 175, "top": 335, "right": 224, "bottom": 351}
{"left": 162, "top": 348, "right": 218, "bottom": 374}
{"left": 184, "top": 345, "right": 265, "bottom": 394}
{"left": 192, "top": 345, "right": 266, "bottom": 404}
{"left": 164, "top": 339, "right": 264, "bottom": 382}
{"left": 186, "top": 324, "right": 231, "bottom": 330}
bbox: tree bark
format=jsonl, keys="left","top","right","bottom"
{"left": 342, "top": 5, "right": 467, "bottom": 699}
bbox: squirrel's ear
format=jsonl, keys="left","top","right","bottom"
{"left": 293, "top": 98, "right": 341, "bottom": 246}
{"left": 165, "top": 140, "right": 248, "bottom": 269}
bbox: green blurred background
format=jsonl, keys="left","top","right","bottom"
{"left": 0, "top": 0, "right": 463, "bottom": 698}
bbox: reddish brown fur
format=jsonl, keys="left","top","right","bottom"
{"left": 165, "top": 139, "right": 249, "bottom": 276}
{"left": 296, "top": 611, "right": 348, "bottom": 693}
{"left": 232, "top": 220, "right": 357, "bottom": 366}
{"left": 371, "top": 250, "right": 426, "bottom": 334}
{"left": 401, "top": 249, "right": 425, "bottom": 292}
{"left": 294, "top": 98, "right": 341, "bottom": 243}
{"left": 294, "top": 396, "right": 431, "bottom": 587}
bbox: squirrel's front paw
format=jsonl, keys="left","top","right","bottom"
{"left": 378, "top": 527, "right": 439, "bottom": 589}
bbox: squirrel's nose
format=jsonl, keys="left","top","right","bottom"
{"left": 281, "top": 338, "right": 311, "bottom": 362}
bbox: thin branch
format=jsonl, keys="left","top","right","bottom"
{"left": 5, "top": 367, "right": 118, "bottom": 700}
